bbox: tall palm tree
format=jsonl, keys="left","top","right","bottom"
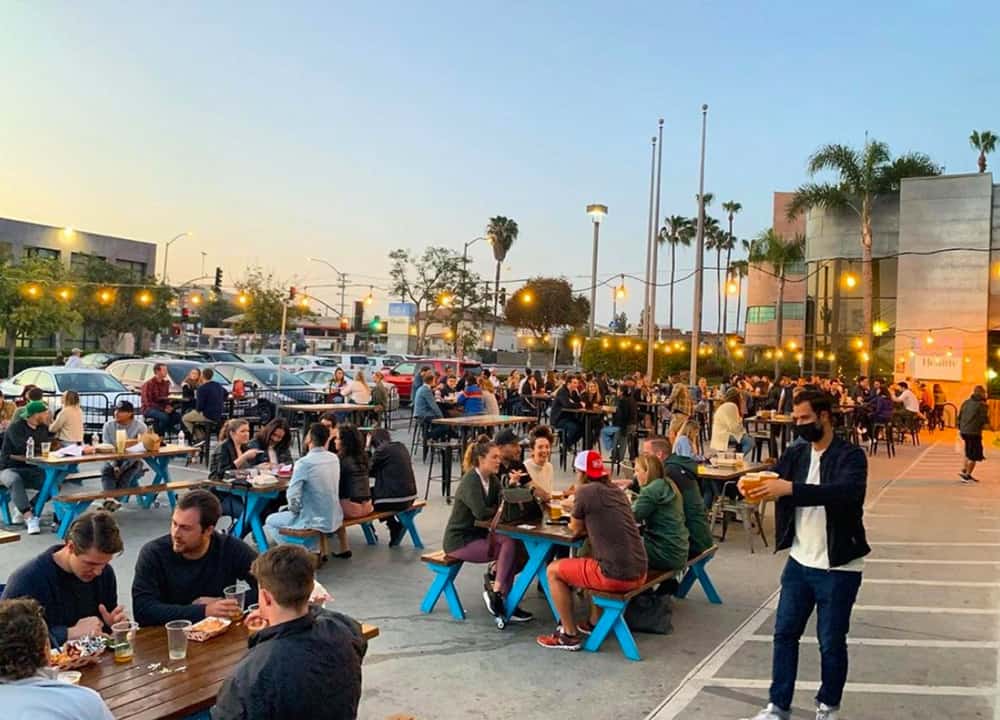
{"left": 748, "top": 228, "right": 806, "bottom": 378}
{"left": 970, "top": 130, "right": 998, "bottom": 173}
{"left": 485, "top": 216, "right": 518, "bottom": 351}
{"left": 729, "top": 259, "right": 749, "bottom": 336}
{"left": 721, "top": 201, "right": 742, "bottom": 337}
{"left": 703, "top": 221, "right": 728, "bottom": 334}
{"left": 657, "top": 215, "right": 694, "bottom": 329}
{"left": 787, "top": 140, "right": 941, "bottom": 372}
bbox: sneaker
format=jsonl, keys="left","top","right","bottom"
{"left": 815, "top": 703, "right": 839, "bottom": 720}
{"left": 508, "top": 607, "right": 534, "bottom": 623}
{"left": 960, "top": 472, "right": 973, "bottom": 484}
{"left": 741, "top": 705, "right": 789, "bottom": 720}
{"left": 536, "top": 629, "right": 581, "bottom": 651}
{"left": 102, "top": 499, "right": 122, "bottom": 512}
{"left": 482, "top": 588, "right": 504, "bottom": 618}
{"left": 11, "top": 507, "right": 23, "bottom": 524}
{"left": 26, "top": 516, "right": 41, "bottom": 535}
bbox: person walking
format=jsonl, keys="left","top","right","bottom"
{"left": 740, "top": 389, "right": 870, "bottom": 720}
{"left": 957, "top": 385, "right": 990, "bottom": 483}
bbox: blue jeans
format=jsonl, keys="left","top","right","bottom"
{"left": 600, "top": 425, "right": 619, "bottom": 452}
{"left": 144, "top": 408, "right": 180, "bottom": 435}
{"left": 556, "top": 417, "right": 582, "bottom": 447}
{"left": 770, "top": 557, "right": 862, "bottom": 711}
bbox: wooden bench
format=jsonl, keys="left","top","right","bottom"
{"left": 51, "top": 480, "right": 207, "bottom": 538}
{"left": 279, "top": 500, "right": 428, "bottom": 557}
{"left": 585, "top": 545, "right": 721, "bottom": 661}
{"left": 419, "top": 550, "right": 466, "bottom": 620}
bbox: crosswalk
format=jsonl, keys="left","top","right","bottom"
{"left": 646, "top": 436, "right": 1000, "bottom": 720}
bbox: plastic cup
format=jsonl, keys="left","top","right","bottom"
{"left": 740, "top": 473, "right": 763, "bottom": 504}
{"left": 111, "top": 621, "right": 138, "bottom": 664}
{"left": 41, "top": 442, "right": 51, "bottom": 458}
{"left": 165, "top": 620, "right": 191, "bottom": 660}
{"left": 224, "top": 584, "right": 247, "bottom": 619}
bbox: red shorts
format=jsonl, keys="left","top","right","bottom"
{"left": 554, "top": 557, "right": 645, "bottom": 593}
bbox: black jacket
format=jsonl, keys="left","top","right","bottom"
{"left": 369, "top": 441, "right": 418, "bottom": 505}
{"left": 550, "top": 385, "right": 581, "bottom": 427}
{"left": 612, "top": 393, "right": 638, "bottom": 428}
{"left": 767, "top": 384, "right": 794, "bottom": 414}
{"left": 339, "top": 454, "right": 371, "bottom": 502}
{"left": 211, "top": 606, "right": 367, "bottom": 720}
{"left": 772, "top": 436, "right": 871, "bottom": 568}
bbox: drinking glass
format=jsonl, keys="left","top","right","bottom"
{"left": 111, "top": 621, "right": 138, "bottom": 664}
{"left": 165, "top": 620, "right": 191, "bottom": 660}
{"left": 224, "top": 584, "right": 247, "bottom": 619}
{"left": 40, "top": 442, "right": 51, "bottom": 458}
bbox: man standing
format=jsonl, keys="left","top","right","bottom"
{"left": 768, "top": 375, "right": 794, "bottom": 414}
{"left": 212, "top": 545, "right": 367, "bottom": 720}
{"left": 64, "top": 348, "right": 84, "bottom": 368}
{"left": 741, "top": 390, "right": 869, "bottom": 720}
{"left": 141, "top": 363, "right": 179, "bottom": 435}
{"left": 1, "top": 512, "right": 127, "bottom": 645}
{"left": 99, "top": 400, "right": 148, "bottom": 511}
{"left": 957, "top": 385, "right": 990, "bottom": 484}
{"left": 0, "top": 401, "right": 52, "bottom": 535}
{"left": 132, "top": 490, "right": 257, "bottom": 626}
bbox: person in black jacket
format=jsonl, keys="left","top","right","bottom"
{"left": 368, "top": 429, "right": 418, "bottom": 545}
{"left": 740, "top": 389, "right": 869, "bottom": 720}
{"left": 212, "top": 545, "right": 366, "bottom": 720}
{"left": 332, "top": 423, "right": 372, "bottom": 559}
{"left": 600, "top": 384, "right": 638, "bottom": 461}
{"left": 550, "top": 376, "right": 583, "bottom": 446}
{"left": 766, "top": 375, "right": 795, "bottom": 414}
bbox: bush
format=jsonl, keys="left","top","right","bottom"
{"left": 0, "top": 355, "right": 64, "bottom": 378}
{"left": 581, "top": 338, "right": 736, "bottom": 381}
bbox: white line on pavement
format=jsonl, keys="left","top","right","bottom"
{"left": 746, "top": 634, "right": 1000, "bottom": 649}
{"left": 705, "top": 678, "right": 999, "bottom": 697}
{"left": 861, "top": 578, "right": 1000, "bottom": 587}
{"left": 864, "top": 558, "right": 1000, "bottom": 565}
{"left": 869, "top": 541, "right": 1000, "bottom": 546}
{"left": 854, "top": 604, "right": 1000, "bottom": 614}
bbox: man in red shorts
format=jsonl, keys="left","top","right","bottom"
{"left": 537, "top": 450, "right": 647, "bottom": 651}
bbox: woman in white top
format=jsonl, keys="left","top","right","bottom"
{"left": 48, "top": 390, "right": 85, "bottom": 443}
{"left": 480, "top": 377, "right": 501, "bottom": 416}
{"left": 523, "top": 429, "right": 555, "bottom": 501}
{"left": 710, "top": 388, "right": 752, "bottom": 456}
{"left": 346, "top": 370, "right": 372, "bottom": 405}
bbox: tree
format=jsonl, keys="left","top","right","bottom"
{"left": 610, "top": 311, "right": 628, "bottom": 334}
{"left": 198, "top": 292, "right": 236, "bottom": 328}
{"left": 701, "top": 216, "right": 723, "bottom": 334}
{"left": 232, "top": 267, "right": 313, "bottom": 351}
{"left": 657, "top": 215, "right": 695, "bottom": 330}
{"left": 970, "top": 130, "right": 997, "bottom": 173}
{"left": 73, "top": 257, "right": 174, "bottom": 352}
{"left": 748, "top": 229, "right": 805, "bottom": 377}
{"left": 485, "top": 216, "right": 519, "bottom": 351}
{"left": 503, "top": 277, "right": 589, "bottom": 339}
{"left": 720, "top": 200, "right": 743, "bottom": 338}
{"left": 729, "top": 259, "right": 749, "bottom": 336}
{"left": 0, "top": 257, "right": 82, "bottom": 375}
{"left": 388, "top": 247, "right": 466, "bottom": 354}
{"left": 787, "top": 140, "right": 941, "bottom": 371}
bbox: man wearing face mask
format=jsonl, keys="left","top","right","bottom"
{"left": 739, "top": 389, "right": 869, "bottom": 720}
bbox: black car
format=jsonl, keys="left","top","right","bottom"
{"left": 211, "top": 362, "right": 325, "bottom": 423}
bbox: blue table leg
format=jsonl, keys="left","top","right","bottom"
{"left": 502, "top": 536, "right": 557, "bottom": 622}
{"left": 140, "top": 457, "right": 175, "bottom": 509}
{"left": 361, "top": 523, "right": 378, "bottom": 545}
{"left": 230, "top": 490, "right": 276, "bottom": 550}
{"left": 397, "top": 508, "right": 424, "bottom": 549}
{"left": 34, "top": 466, "right": 71, "bottom": 517}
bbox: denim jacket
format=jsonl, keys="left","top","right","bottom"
{"left": 286, "top": 448, "right": 343, "bottom": 533}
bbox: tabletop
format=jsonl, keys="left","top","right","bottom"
{"left": 564, "top": 406, "right": 613, "bottom": 415}
{"left": 0, "top": 529, "right": 20, "bottom": 544}
{"left": 746, "top": 415, "right": 795, "bottom": 425}
{"left": 202, "top": 478, "right": 291, "bottom": 494}
{"left": 431, "top": 414, "right": 534, "bottom": 427}
{"left": 278, "top": 403, "right": 373, "bottom": 414}
{"left": 79, "top": 621, "right": 378, "bottom": 720}
{"left": 697, "top": 462, "right": 773, "bottom": 481}
{"left": 13, "top": 444, "right": 199, "bottom": 467}
{"left": 475, "top": 519, "right": 584, "bottom": 543}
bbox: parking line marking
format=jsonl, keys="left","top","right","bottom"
{"left": 747, "top": 635, "right": 1000, "bottom": 648}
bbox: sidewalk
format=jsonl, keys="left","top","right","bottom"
{"left": 647, "top": 430, "right": 1000, "bottom": 720}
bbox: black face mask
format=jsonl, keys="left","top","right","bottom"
{"left": 793, "top": 421, "right": 824, "bottom": 443}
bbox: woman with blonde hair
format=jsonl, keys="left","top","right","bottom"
{"left": 632, "top": 453, "right": 689, "bottom": 573}
{"left": 667, "top": 383, "right": 693, "bottom": 442}
{"left": 480, "top": 377, "right": 501, "bottom": 416}
{"left": 346, "top": 369, "right": 372, "bottom": 405}
{"left": 49, "top": 391, "right": 84, "bottom": 444}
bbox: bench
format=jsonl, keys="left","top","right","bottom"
{"left": 278, "top": 500, "right": 428, "bottom": 557}
{"left": 419, "top": 550, "right": 466, "bottom": 620}
{"left": 585, "top": 545, "right": 721, "bottom": 661}
{"left": 51, "top": 480, "right": 207, "bottom": 538}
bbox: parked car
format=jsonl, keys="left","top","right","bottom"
{"left": 79, "top": 352, "right": 138, "bottom": 370}
{"left": 0, "top": 367, "right": 139, "bottom": 428}
{"left": 195, "top": 349, "right": 244, "bottom": 363}
{"left": 241, "top": 353, "right": 280, "bottom": 365}
{"left": 382, "top": 358, "right": 482, "bottom": 403}
{"left": 107, "top": 358, "right": 232, "bottom": 394}
{"left": 296, "top": 368, "right": 399, "bottom": 412}
{"left": 319, "top": 353, "right": 371, "bottom": 373}
{"left": 211, "top": 362, "right": 324, "bottom": 423}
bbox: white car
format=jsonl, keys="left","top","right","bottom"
{"left": 0, "top": 367, "right": 140, "bottom": 427}
{"left": 318, "top": 353, "right": 371, "bottom": 374}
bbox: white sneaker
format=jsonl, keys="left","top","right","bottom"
{"left": 26, "top": 516, "right": 41, "bottom": 535}
{"left": 11, "top": 506, "right": 23, "bottom": 524}
{"left": 741, "top": 705, "right": 789, "bottom": 720}
{"left": 815, "top": 703, "right": 839, "bottom": 720}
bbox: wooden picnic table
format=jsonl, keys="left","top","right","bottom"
{"left": 79, "top": 621, "right": 379, "bottom": 720}
{"left": 203, "top": 478, "right": 291, "bottom": 551}
{"left": 0, "top": 529, "right": 20, "bottom": 544}
{"left": 14, "top": 445, "right": 200, "bottom": 518}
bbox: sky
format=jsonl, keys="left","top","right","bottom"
{"left": 2, "top": 1, "right": 999, "bottom": 332}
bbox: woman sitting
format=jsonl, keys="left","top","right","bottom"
{"left": 480, "top": 377, "right": 501, "bottom": 416}
{"left": 346, "top": 370, "right": 372, "bottom": 405}
{"left": 456, "top": 373, "right": 484, "bottom": 415}
{"left": 632, "top": 454, "right": 690, "bottom": 575}
{"left": 208, "top": 419, "right": 263, "bottom": 520}
{"left": 442, "top": 436, "right": 531, "bottom": 622}
{"left": 247, "top": 418, "right": 293, "bottom": 468}
{"left": 522, "top": 427, "right": 554, "bottom": 501}
{"left": 671, "top": 420, "right": 703, "bottom": 461}
{"left": 710, "top": 388, "right": 752, "bottom": 458}
{"left": 331, "top": 423, "right": 373, "bottom": 558}
{"left": 49, "top": 390, "right": 84, "bottom": 444}
{"left": 368, "top": 428, "right": 418, "bottom": 545}
{"left": 180, "top": 368, "right": 201, "bottom": 414}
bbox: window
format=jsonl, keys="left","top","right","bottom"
{"left": 785, "top": 259, "right": 806, "bottom": 276}
{"left": 393, "top": 363, "right": 416, "bottom": 375}
{"left": 14, "top": 370, "right": 39, "bottom": 387}
{"left": 781, "top": 302, "right": 806, "bottom": 320}
{"left": 116, "top": 259, "right": 147, "bottom": 280}
{"left": 746, "top": 306, "right": 776, "bottom": 324}
{"left": 71, "top": 253, "right": 107, "bottom": 273}
{"left": 123, "top": 364, "right": 148, "bottom": 383}
{"left": 34, "top": 372, "right": 57, "bottom": 393}
{"left": 25, "top": 246, "right": 61, "bottom": 261}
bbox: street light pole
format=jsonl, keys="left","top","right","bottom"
{"left": 306, "top": 256, "right": 348, "bottom": 317}
{"left": 460, "top": 237, "right": 486, "bottom": 361}
{"left": 586, "top": 204, "right": 608, "bottom": 337}
{"left": 647, "top": 118, "right": 664, "bottom": 380}
{"left": 690, "top": 104, "right": 709, "bottom": 381}
{"left": 642, "top": 135, "right": 657, "bottom": 348}
{"left": 162, "top": 232, "right": 191, "bottom": 284}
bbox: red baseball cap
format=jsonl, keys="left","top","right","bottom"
{"left": 573, "top": 450, "right": 606, "bottom": 479}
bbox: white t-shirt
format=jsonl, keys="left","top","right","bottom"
{"left": 896, "top": 389, "right": 920, "bottom": 413}
{"left": 790, "top": 447, "right": 864, "bottom": 572}
{"left": 524, "top": 459, "right": 554, "bottom": 494}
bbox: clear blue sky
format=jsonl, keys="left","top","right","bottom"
{"left": 2, "top": 2, "right": 998, "bottom": 330}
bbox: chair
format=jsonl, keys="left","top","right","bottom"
{"left": 869, "top": 422, "right": 895, "bottom": 457}
{"left": 708, "top": 481, "right": 769, "bottom": 553}
{"left": 425, "top": 439, "right": 462, "bottom": 502}
{"left": 746, "top": 420, "right": 776, "bottom": 462}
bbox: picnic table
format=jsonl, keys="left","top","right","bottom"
{"left": 202, "top": 477, "right": 290, "bottom": 551}
{"left": 476, "top": 519, "right": 585, "bottom": 624}
{"left": 79, "top": 621, "right": 379, "bottom": 720}
{"left": 278, "top": 403, "right": 378, "bottom": 452}
{"left": 697, "top": 461, "right": 772, "bottom": 483}
{"left": 14, "top": 445, "right": 200, "bottom": 519}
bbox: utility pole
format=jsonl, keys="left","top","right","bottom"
{"left": 646, "top": 118, "right": 664, "bottom": 380}
{"left": 642, "top": 135, "right": 657, "bottom": 352}
{"left": 690, "top": 104, "right": 709, "bottom": 382}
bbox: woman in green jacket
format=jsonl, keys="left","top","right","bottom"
{"left": 632, "top": 453, "right": 690, "bottom": 573}
{"left": 442, "top": 436, "right": 532, "bottom": 622}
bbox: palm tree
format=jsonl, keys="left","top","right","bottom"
{"left": 485, "top": 216, "right": 518, "bottom": 351}
{"left": 748, "top": 228, "right": 805, "bottom": 377}
{"left": 729, "top": 259, "right": 749, "bottom": 335}
{"left": 787, "top": 140, "right": 941, "bottom": 371}
{"left": 703, "top": 221, "right": 728, "bottom": 334}
{"left": 970, "top": 130, "right": 998, "bottom": 173}
{"left": 721, "top": 201, "right": 742, "bottom": 337}
{"left": 657, "top": 215, "right": 694, "bottom": 329}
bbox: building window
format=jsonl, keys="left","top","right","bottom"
{"left": 24, "top": 246, "right": 61, "bottom": 261}
{"left": 116, "top": 259, "right": 147, "bottom": 280}
{"left": 785, "top": 259, "right": 806, "bottom": 276}
{"left": 0, "top": 241, "right": 11, "bottom": 262}
{"left": 746, "top": 306, "right": 776, "bottom": 324}
{"left": 71, "top": 253, "right": 107, "bottom": 273}
{"left": 781, "top": 302, "right": 805, "bottom": 320}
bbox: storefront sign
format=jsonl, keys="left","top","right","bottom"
{"left": 913, "top": 354, "right": 963, "bottom": 381}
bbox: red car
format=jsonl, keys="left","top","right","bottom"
{"left": 383, "top": 358, "right": 482, "bottom": 403}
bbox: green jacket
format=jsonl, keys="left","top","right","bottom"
{"left": 958, "top": 396, "right": 990, "bottom": 436}
{"left": 632, "top": 477, "right": 689, "bottom": 572}
{"left": 665, "top": 454, "right": 714, "bottom": 557}
{"left": 443, "top": 469, "right": 500, "bottom": 553}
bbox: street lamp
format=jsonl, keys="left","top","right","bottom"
{"left": 162, "top": 232, "right": 192, "bottom": 284}
{"left": 586, "top": 203, "right": 608, "bottom": 338}
{"left": 306, "top": 256, "right": 348, "bottom": 318}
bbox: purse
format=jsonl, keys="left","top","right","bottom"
{"left": 624, "top": 590, "right": 673, "bottom": 635}
{"left": 499, "top": 486, "right": 542, "bottom": 524}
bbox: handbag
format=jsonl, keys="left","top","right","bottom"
{"left": 499, "top": 486, "right": 542, "bottom": 524}
{"left": 624, "top": 590, "right": 673, "bottom": 635}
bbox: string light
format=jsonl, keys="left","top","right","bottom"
{"left": 364, "top": 287, "right": 374, "bottom": 305}
{"left": 189, "top": 294, "right": 202, "bottom": 306}
{"left": 237, "top": 293, "right": 250, "bottom": 307}
{"left": 842, "top": 271, "right": 858, "bottom": 289}
{"left": 97, "top": 289, "right": 114, "bottom": 304}
{"left": 56, "top": 288, "right": 72, "bottom": 301}
{"left": 872, "top": 320, "right": 889, "bottom": 337}
{"left": 521, "top": 291, "right": 533, "bottom": 304}
{"left": 136, "top": 290, "right": 152, "bottom": 306}
{"left": 925, "top": 331, "right": 934, "bottom": 345}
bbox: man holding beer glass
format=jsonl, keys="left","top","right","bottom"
{"left": 738, "top": 390, "right": 869, "bottom": 720}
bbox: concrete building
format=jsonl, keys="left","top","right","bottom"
{"left": 743, "top": 192, "right": 807, "bottom": 347}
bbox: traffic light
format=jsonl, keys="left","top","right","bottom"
{"left": 370, "top": 315, "right": 381, "bottom": 332}
{"left": 499, "top": 287, "right": 507, "bottom": 307}
{"left": 213, "top": 267, "right": 223, "bottom": 292}
{"left": 289, "top": 286, "right": 297, "bottom": 301}
{"left": 181, "top": 307, "right": 190, "bottom": 320}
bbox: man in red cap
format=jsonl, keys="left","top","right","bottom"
{"left": 536, "top": 450, "right": 647, "bottom": 651}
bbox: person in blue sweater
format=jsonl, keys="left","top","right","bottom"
{"left": 1, "top": 511, "right": 127, "bottom": 646}
{"left": 413, "top": 371, "right": 451, "bottom": 440}
{"left": 182, "top": 367, "right": 227, "bottom": 440}
{"left": 456, "top": 372, "right": 485, "bottom": 415}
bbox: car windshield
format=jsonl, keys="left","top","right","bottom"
{"left": 166, "top": 365, "right": 199, "bottom": 385}
{"left": 205, "top": 351, "right": 241, "bottom": 362}
{"left": 312, "top": 357, "right": 339, "bottom": 367}
{"left": 248, "top": 367, "right": 309, "bottom": 386}
{"left": 55, "top": 372, "right": 128, "bottom": 393}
